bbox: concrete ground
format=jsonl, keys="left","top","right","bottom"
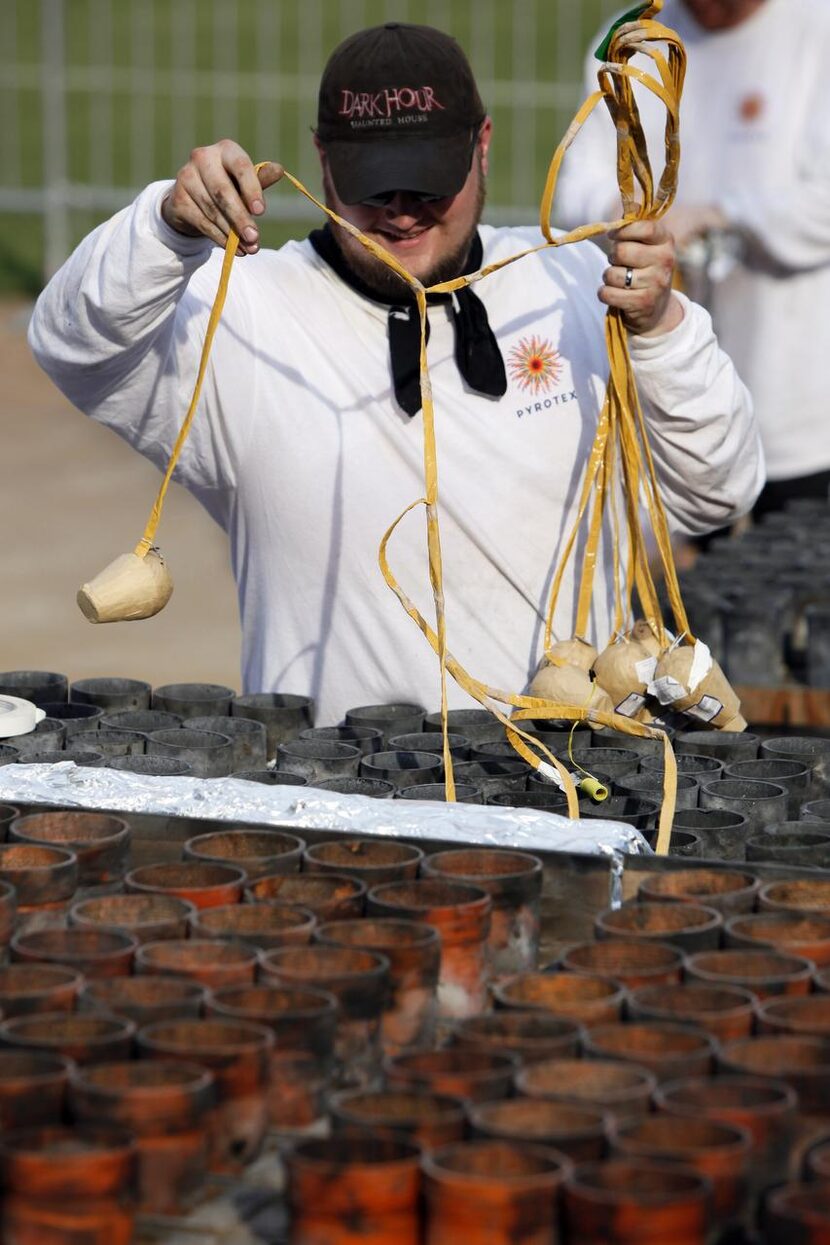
{"left": 0, "top": 300, "right": 242, "bottom": 692}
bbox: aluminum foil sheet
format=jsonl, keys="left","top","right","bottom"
{"left": 0, "top": 763, "right": 651, "bottom": 904}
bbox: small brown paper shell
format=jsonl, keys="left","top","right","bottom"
{"left": 653, "top": 644, "right": 747, "bottom": 731}
{"left": 629, "top": 618, "right": 662, "bottom": 657}
{"left": 77, "top": 548, "right": 174, "bottom": 624}
{"left": 593, "top": 633, "right": 654, "bottom": 714}
{"left": 529, "top": 662, "right": 594, "bottom": 704}
{"left": 528, "top": 662, "right": 614, "bottom": 722}
{"left": 546, "top": 638, "right": 598, "bottom": 672}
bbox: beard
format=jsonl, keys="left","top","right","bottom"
{"left": 323, "top": 157, "right": 487, "bottom": 300}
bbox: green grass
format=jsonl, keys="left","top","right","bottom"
{"left": 1, "top": 0, "right": 621, "bottom": 293}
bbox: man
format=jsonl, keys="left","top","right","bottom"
{"left": 555, "top": 0, "right": 830, "bottom": 517}
{"left": 29, "top": 23, "right": 762, "bottom": 723}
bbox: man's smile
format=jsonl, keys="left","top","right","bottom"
{"left": 376, "top": 227, "right": 433, "bottom": 248}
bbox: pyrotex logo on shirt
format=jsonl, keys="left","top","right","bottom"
{"left": 339, "top": 87, "right": 445, "bottom": 121}
{"left": 508, "top": 336, "right": 562, "bottom": 393}
{"left": 508, "top": 336, "right": 577, "bottom": 418}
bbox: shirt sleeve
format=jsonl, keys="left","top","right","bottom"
{"left": 628, "top": 293, "right": 765, "bottom": 535}
{"left": 27, "top": 181, "right": 248, "bottom": 526}
{"left": 718, "top": 72, "right": 830, "bottom": 273}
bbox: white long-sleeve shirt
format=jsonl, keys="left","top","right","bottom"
{"left": 28, "top": 181, "right": 762, "bottom": 721}
{"left": 555, "top": 0, "right": 830, "bottom": 482}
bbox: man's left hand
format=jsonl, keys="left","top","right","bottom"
{"left": 600, "top": 219, "right": 683, "bottom": 337}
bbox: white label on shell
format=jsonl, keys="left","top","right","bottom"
{"left": 688, "top": 639, "right": 714, "bottom": 694}
{"left": 615, "top": 693, "right": 647, "bottom": 717}
{"left": 685, "top": 695, "right": 723, "bottom": 723}
{"left": 649, "top": 675, "right": 687, "bottom": 706}
{"left": 634, "top": 657, "right": 658, "bottom": 685}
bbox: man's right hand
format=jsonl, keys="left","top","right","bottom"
{"left": 161, "top": 140, "right": 284, "bottom": 254}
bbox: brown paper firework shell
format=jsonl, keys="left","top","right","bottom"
{"left": 629, "top": 618, "right": 663, "bottom": 657}
{"left": 653, "top": 644, "right": 747, "bottom": 732}
{"left": 545, "top": 638, "right": 599, "bottom": 673}
{"left": 77, "top": 548, "right": 174, "bottom": 624}
{"left": 528, "top": 663, "right": 613, "bottom": 724}
{"left": 592, "top": 633, "right": 655, "bottom": 720}
{"left": 529, "top": 662, "right": 594, "bottom": 706}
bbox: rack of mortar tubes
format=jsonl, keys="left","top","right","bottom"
{"left": 673, "top": 495, "right": 830, "bottom": 731}
{"left": 1, "top": 796, "right": 830, "bottom": 1242}
{"left": 5, "top": 676, "right": 830, "bottom": 1239}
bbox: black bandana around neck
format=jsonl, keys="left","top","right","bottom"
{"left": 308, "top": 224, "right": 507, "bottom": 417}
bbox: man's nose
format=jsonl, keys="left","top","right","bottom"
{"left": 382, "top": 193, "right": 424, "bottom": 222}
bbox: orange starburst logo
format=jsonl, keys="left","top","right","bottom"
{"left": 739, "top": 92, "right": 764, "bottom": 123}
{"left": 508, "top": 335, "right": 562, "bottom": 394}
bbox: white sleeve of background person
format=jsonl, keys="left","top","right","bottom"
{"left": 716, "top": 8, "right": 830, "bottom": 271}
{"left": 668, "top": 0, "right": 830, "bottom": 481}
{"left": 27, "top": 181, "right": 245, "bottom": 528}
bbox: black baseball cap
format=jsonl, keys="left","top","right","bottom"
{"left": 316, "top": 23, "right": 486, "bottom": 205}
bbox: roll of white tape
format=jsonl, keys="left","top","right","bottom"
{"left": 0, "top": 696, "right": 46, "bottom": 738}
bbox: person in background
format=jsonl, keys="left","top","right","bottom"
{"left": 556, "top": 0, "right": 830, "bottom": 520}
{"left": 28, "top": 23, "right": 761, "bottom": 721}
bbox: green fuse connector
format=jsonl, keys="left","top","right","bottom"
{"left": 594, "top": 2, "right": 654, "bottom": 61}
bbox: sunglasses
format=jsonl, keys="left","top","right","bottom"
{"left": 359, "top": 188, "right": 448, "bottom": 208}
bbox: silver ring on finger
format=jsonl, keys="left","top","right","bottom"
{"left": 624, "top": 266, "right": 634, "bottom": 289}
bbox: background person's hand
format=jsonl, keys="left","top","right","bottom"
{"left": 161, "top": 140, "right": 284, "bottom": 254}
{"left": 663, "top": 202, "right": 729, "bottom": 252}
{"left": 600, "top": 219, "right": 683, "bottom": 336}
